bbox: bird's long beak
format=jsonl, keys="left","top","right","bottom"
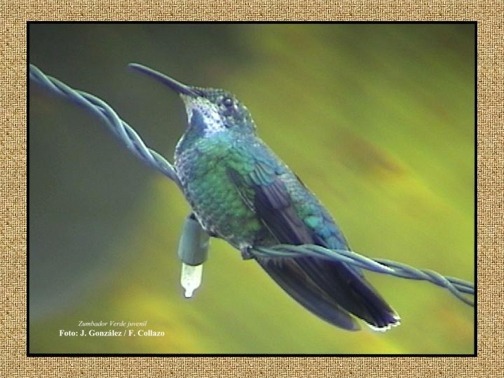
{"left": 129, "top": 63, "right": 197, "bottom": 97}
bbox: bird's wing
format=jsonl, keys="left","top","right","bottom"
{"left": 227, "top": 160, "right": 399, "bottom": 330}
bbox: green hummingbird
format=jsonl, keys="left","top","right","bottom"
{"left": 130, "top": 63, "right": 400, "bottom": 331}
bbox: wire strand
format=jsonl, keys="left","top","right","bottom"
{"left": 29, "top": 64, "right": 180, "bottom": 185}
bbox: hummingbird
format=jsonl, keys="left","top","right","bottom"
{"left": 130, "top": 63, "right": 400, "bottom": 331}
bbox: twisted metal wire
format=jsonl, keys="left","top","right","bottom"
{"left": 29, "top": 64, "right": 180, "bottom": 186}
{"left": 252, "top": 245, "right": 474, "bottom": 306}
{"left": 29, "top": 64, "right": 475, "bottom": 307}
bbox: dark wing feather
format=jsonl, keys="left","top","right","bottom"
{"left": 228, "top": 161, "right": 399, "bottom": 330}
{"left": 252, "top": 174, "right": 314, "bottom": 244}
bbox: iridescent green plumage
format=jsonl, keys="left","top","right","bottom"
{"left": 131, "top": 64, "right": 400, "bottom": 331}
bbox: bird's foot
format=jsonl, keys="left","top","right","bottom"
{"left": 240, "top": 246, "right": 254, "bottom": 260}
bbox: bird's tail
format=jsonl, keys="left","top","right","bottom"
{"left": 257, "top": 255, "right": 400, "bottom": 331}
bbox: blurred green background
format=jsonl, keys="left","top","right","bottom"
{"left": 29, "top": 23, "right": 475, "bottom": 354}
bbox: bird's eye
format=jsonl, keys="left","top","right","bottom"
{"left": 222, "top": 97, "right": 234, "bottom": 108}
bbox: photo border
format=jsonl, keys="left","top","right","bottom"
{"left": 2, "top": 2, "right": 501, "bottom": 377}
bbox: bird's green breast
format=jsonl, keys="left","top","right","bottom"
{"left": 175, "top": 133, "right": 273, "bottom": 248}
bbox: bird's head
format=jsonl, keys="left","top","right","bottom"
{"left": 130, "top": 63, "right": 257, "bottom": 138}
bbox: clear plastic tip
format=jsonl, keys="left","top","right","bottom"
{"left": 180, "top": 263, "right": 203, "bottom": 298}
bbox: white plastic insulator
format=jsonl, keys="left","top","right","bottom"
{"left": 180, "top": 263, "right": 203, "bottom": 298}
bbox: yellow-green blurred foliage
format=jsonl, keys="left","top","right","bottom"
{"left": 29, "top": 24, "right": 474, "bottom": 354}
